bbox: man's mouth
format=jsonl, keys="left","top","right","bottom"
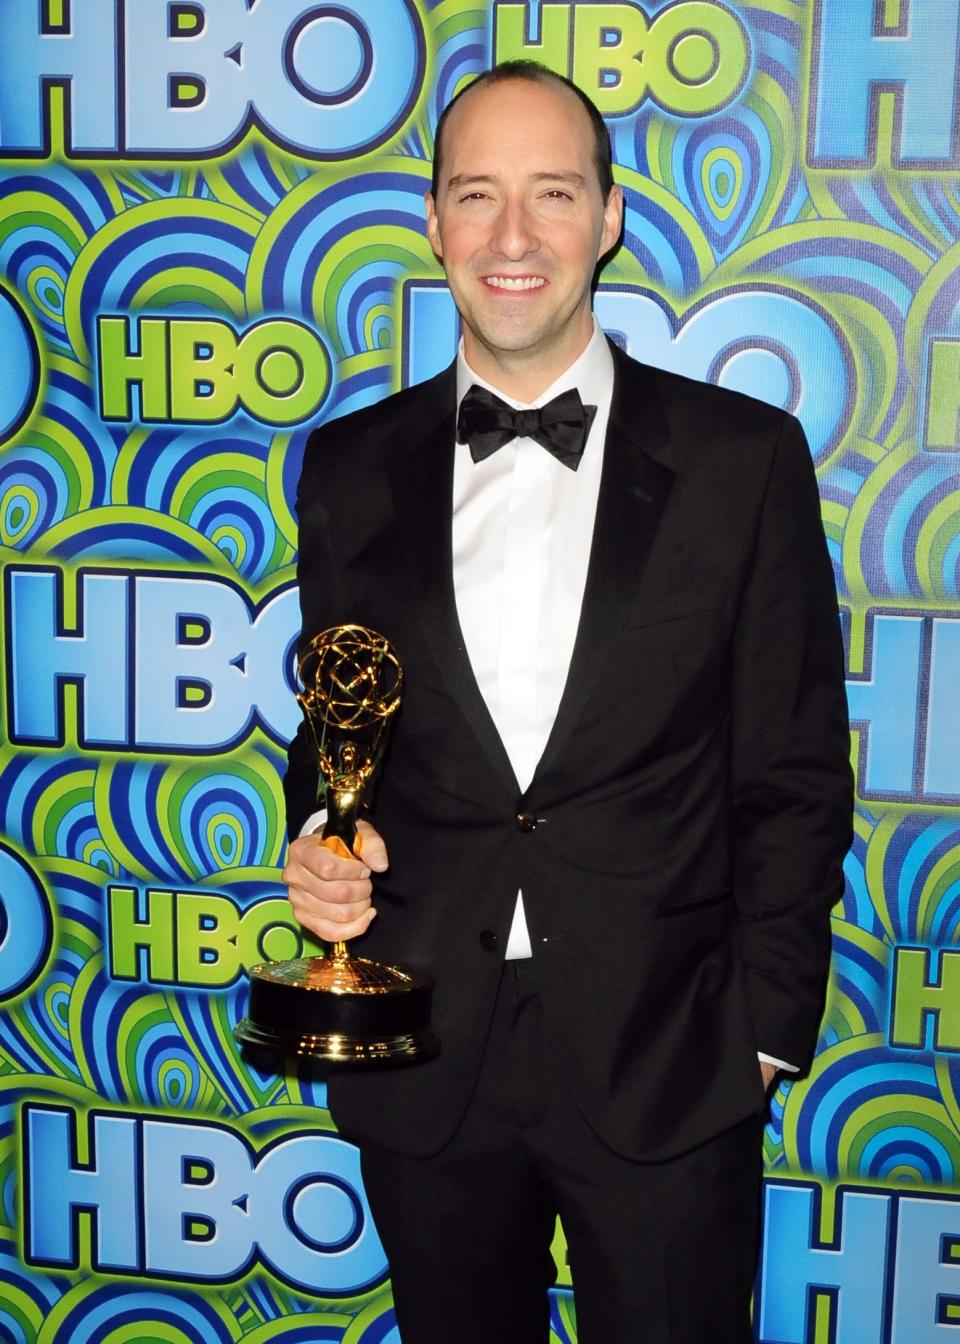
{"left": 482, "top": 275, "right": 547, "bottom": 291}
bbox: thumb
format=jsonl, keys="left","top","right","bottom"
{"left": 357, "top": 819, "right": 389, "bottom": 872}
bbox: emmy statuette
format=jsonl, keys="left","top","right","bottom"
{"left": 234, "top": 625, "right": 437, "bottom": 1063}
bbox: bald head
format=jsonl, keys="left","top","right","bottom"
{"left": 431, "top": 61, "right": 614, "bottom": 203}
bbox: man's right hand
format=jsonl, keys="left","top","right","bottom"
{"left": 283, "top": 819, "right": 388, "bottom": 943}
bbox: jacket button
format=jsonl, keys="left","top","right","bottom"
{"left": 479, "top": 929, "right": 499, "bottom": 951}
{"left": 516, "top": 809, "right": 537, "bottom": 832}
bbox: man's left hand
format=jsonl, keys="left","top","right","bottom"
{"left": 760, "top": 1060, "right": 778, "bottom": 1092}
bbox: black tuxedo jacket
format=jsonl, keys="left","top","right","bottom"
{"left": 285, "top": 340, "right": 853, "bottom": 1161}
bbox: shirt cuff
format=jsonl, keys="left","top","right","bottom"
{"left": 299, "top": 809, "right": 327, "bottom": 837}
{"left": 757, "top": 1052, "right": 798, "bottom": 1074}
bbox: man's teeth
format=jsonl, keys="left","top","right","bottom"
{"left": 485, "top": 276, "right": 546, "bottom": 290}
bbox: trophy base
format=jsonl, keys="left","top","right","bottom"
{"left": 234, "top": 954, "right": 438, "bottom": 1064}
{"left": 233, "top": 1019, "right": 436, "bottom": 1063}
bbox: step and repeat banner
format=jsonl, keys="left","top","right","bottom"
{"left": 0, "top": 2, "right": 958, "bottom": 1341}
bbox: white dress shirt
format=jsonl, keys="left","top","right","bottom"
{"left": 300, "top": 318, "right": 794, "bottom": 1073}
{"left": 453, "top": 321, "right": 613, "bottom": 959}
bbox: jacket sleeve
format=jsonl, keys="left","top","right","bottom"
{"left": 730, "top": 412, "right": 853, "bottom": 1070}
{"left": 282, "top": 426, "right": 346, "bottom": 841}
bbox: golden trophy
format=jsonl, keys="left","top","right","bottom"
{"left": 234, "top": 625, "right": 437, "bottom": 1063}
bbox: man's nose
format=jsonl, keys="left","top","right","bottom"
{"left": 490, "top": 197, "right": 538, "bottom": 258}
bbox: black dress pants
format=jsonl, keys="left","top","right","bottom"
{"left": 358, "top": 959, "right": 763, "bottom": 1344}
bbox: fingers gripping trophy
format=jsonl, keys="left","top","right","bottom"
{"left": 235, "top": 625, "right": 437, "bottom": 1063}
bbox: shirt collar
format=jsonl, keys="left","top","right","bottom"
{"left": 456, "top": 318, "right": 613, "bottom": 416}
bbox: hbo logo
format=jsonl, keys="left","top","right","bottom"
{"left": 24, "top": 1105, "right": 388, "bottom": 1293}
{"left": 495, "top": 1, "right": 751, "bottom": 117}
{"left": 97, "top": 316, "right": 331, "bottom": 426}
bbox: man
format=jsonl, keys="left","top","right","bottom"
{"left": 283, "top": 62, "right": 852, "bottom": 1343}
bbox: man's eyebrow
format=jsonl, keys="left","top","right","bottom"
{"left": 446, "top": 173, "right": 496, "bottom": 189}
{"left": 531, "top": 171, "right": 587, "bottom": 187}
{"left": 444, "top": 170, "right": 588, "bottom": 189}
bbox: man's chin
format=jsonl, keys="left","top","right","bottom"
{"left": 465, "top": 317, "right": 556, "bottom": 361}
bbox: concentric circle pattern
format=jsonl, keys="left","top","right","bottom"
{"left": 0, "top": 2, "right": 958, "bottom": 1339}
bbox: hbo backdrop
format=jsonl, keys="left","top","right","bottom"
{"left": 1, "top": 3, "right": 959, "bottom": 1343}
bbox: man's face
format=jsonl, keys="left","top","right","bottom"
{"left": 425, "top": 78, "right": 622, "bottom": 384}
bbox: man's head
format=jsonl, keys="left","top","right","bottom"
{"left": 425, "top": 63, "right": 623, "bottom": 397}
{"left": 431, "top": 61, "right": 614, "bottom": 202}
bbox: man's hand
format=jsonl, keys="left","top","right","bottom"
{"left": 283, "top": 819, "right": 388, "bottom": 942}
{"left": 760, "top": 1060, "right": 778, "bottom": 1092}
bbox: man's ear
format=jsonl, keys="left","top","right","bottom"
{"left": 598, "top": 184, "right": 624, "bottom": 260}
{"left": 424, "top": 190, "right": 443, "bottom": 260}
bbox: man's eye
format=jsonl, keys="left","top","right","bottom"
{"left": 543, "top": 190, "right": 573, "bottom": 201}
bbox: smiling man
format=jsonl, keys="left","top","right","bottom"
{"left": 424, "top": 75, "right": 622, "bottom": 397}
{"left": 283, "top": 63, "right": 852, "bottom": 1344}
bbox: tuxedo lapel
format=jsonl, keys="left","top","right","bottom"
{"left": 531, "top": 346, "right": 675, "bottom": 789}
{"left": 387, "top": 346, "right": 675, "bottom": 799}
{"left": 389, "top": 367, "right": 520, "bottom": 796}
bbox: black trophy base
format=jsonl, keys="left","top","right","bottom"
{"left": 234, "top": 953, "right": 438, "bottom": 1065}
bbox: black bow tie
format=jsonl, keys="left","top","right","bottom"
{"left": 457, "top": 384, "right": 597, "bottom": 471}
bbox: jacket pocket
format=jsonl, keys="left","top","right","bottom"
{"left": 625, "top": 584, "right": 726, "bottom": 630}
{"left": 656, "top": 887, "right": 733, "bottom": 918}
